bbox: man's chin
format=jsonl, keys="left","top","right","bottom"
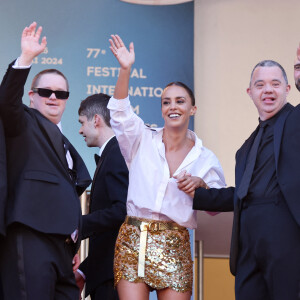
{"left": 295, "top": 82, "right": 300, "bottom": 92}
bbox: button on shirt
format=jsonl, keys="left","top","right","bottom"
{"left": 108, "top": 96, "right": 226, "bottom": 229}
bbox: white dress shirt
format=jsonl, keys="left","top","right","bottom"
{"left": 99, "top": 135, "right": 115, "bottom": 157}
{"left": 108, "top": 96, "right": 226, "bottom": 229}
{"left": 57, "top": 122, "right": 73, "bottom": 170}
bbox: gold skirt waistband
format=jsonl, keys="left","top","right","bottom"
{"left": 125, "top": 216, "right": 185, "bottom": 232}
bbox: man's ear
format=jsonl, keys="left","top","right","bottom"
{"left": 28, "top": 90, "right": 34, "bottom": 108}
{"left": 93, "top": 114, "right": 102, "bottom": 128}
{"left": 246, "top": 87, "right": 252, "bottom": 98}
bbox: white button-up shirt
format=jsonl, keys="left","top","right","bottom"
{"left": 108, "top": 96, "right": 226, "bottom": 229}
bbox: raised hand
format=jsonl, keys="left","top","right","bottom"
{"left": 109, "top": 34, "right": 135, "bottom": 70}
{"left": 19, "top": 22, "right": 47, "bottom": 66}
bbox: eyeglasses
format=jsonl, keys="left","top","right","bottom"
{"left": 32, "top": 88, "right": 69, "bottom": 100}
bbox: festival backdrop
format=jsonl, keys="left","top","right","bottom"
{"left": 0, "top": 1, "right": 194, "bottom": 298}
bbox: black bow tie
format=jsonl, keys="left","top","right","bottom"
{"left": 94, "top": 154, "right": 100, "bottom": 165}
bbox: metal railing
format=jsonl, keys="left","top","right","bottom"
{"left": 195, "top": 240, "right": 204, "bottom": 300}
{"left": 79, "top": 190, "right": 90, "bottom": 300}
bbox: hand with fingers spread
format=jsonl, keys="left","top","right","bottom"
{"left": 109, "top": 34, "right": 135, "bottom": 70}
{"left": 109, "top": 34, "right": 135, "bottom": 99}
{"left": 19, "top": 21, "right": 47, "bottom": 66}
{"left": 175, "top": 171, "right": 208, "bottom": 198}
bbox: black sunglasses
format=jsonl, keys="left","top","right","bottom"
{"left": 32, "top": 88, "right": 69, "bottom": 100}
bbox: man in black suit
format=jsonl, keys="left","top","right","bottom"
{"left": 75, "top": 93, "right": 128, "bottom": 300}
{"left": 0, "top": 118, "right": 7, "bottom": 300}
{"left": 178, "top": 60, "right": 300, "bottom": 300}
{"left": 0, "top": 22, "right": 91, "bottom": 299}
{"left": 0, "top": 118, "right": 7, "bottom": 238}
{"left": 293, "top": 45, "right": 300, "bottom": 300}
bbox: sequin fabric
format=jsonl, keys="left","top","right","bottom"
{"left": 114, "top": 218, "right": 193, "bottom": 292}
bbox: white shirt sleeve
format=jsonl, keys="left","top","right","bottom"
{"left": 12, "top": 57, "right": 32, "bottom": 69}
{"left": 107, "top": 96, "right": 145, "bottom": 164}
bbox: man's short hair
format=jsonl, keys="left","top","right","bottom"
{"left": 78, "top": 93, "right": 111, "bottom": 127}
{"left": 31, "top": 69, "right": 69, "bottom": 90}
{"left": 250, "top": 60, "right": 288, "bottom": 86}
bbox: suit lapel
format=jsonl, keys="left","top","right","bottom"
{"left": 90, "top": 154, "right": 103, "bottom": 197}
{"left": 33, "top": 109, "right": 67, "bottom": 168}
{"left": 90, "top": 137, "right": 117, "bottom": 198}
{"left": 273, "top": 103, "right": 293, "bottom": 169}
{"left": 235, "top": 127, "right": 258, "bottom": 188}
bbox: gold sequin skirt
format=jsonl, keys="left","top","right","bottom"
{"left": 114, "top": 216, "right": 193, "bottom": 292}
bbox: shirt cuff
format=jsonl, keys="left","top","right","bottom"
{"left": 107, "top": 96, "right": 130, "bottom": 111}
{"left": 77, "top": 269, "right": 86, "bottom": 280}
{"left": 12, "top": 57, "right": 32, "bottom": 69}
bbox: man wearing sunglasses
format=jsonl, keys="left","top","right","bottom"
{"left": 0, "top": 22, "right": 91, "bottom": 300}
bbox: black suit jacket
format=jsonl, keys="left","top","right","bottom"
{"left": 0, "top": 119, "right": 7, "bottom": 236}
{"left": 193, "top": 103, "right": 300, "bottom": 275}
{"left": 0, "top": 62, "right": 91, "bottom": 251}
{"left": 79, "top": 137, "right": 128, "bottom": 296}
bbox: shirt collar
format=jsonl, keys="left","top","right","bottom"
{"left": 154, "top": 127, "right": 203, "bottom": 169}
{"left": 56, "top": 121, "right": 63, "bottom": 133}
{"left": 99, "top": 135, "right": 115, "bottom": 156}
{"left": 153, "top": 127, "right": 202, "bottom": 146}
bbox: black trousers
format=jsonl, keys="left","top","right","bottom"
{"left": 0, "top": 224, "right": 79, "bottom": 300}
{"left": 0, "top": 265, "right": 3, "bottom": 300}
{"left": 0, "top": 235, "right": 3, "bottom": 300}
{"left": 236, "top": 194, "right": 300, "bottom": 300}
{"left": 89, "top": 279, "right": 119, "bottom": 300}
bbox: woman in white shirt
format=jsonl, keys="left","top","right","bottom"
{"left": 108, "top": 35, "right": 225, "bottom": 300}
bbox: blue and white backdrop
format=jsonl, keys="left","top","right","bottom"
{"left": 0, "top": 1, "right": 194, "bottom": 299}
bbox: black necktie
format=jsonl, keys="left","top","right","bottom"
{"left": 237, "top": 123, "right": 266, "bottom": 200}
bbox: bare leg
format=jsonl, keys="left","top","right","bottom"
{"left": 117, "top": 279, "right": 150, "bottom": 300}
{"left": 157, "top": 288, "right": 192, "bottom": 300}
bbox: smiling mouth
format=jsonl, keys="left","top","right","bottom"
{"left": 168, "top": 113, "right": 181, "bottom": 119}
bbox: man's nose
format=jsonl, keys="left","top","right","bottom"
{"left": 49, "top": 92, "right": 56, "bottom": 99}
{"left": 264, "top": 84, "right": 273, "bottom": 92}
